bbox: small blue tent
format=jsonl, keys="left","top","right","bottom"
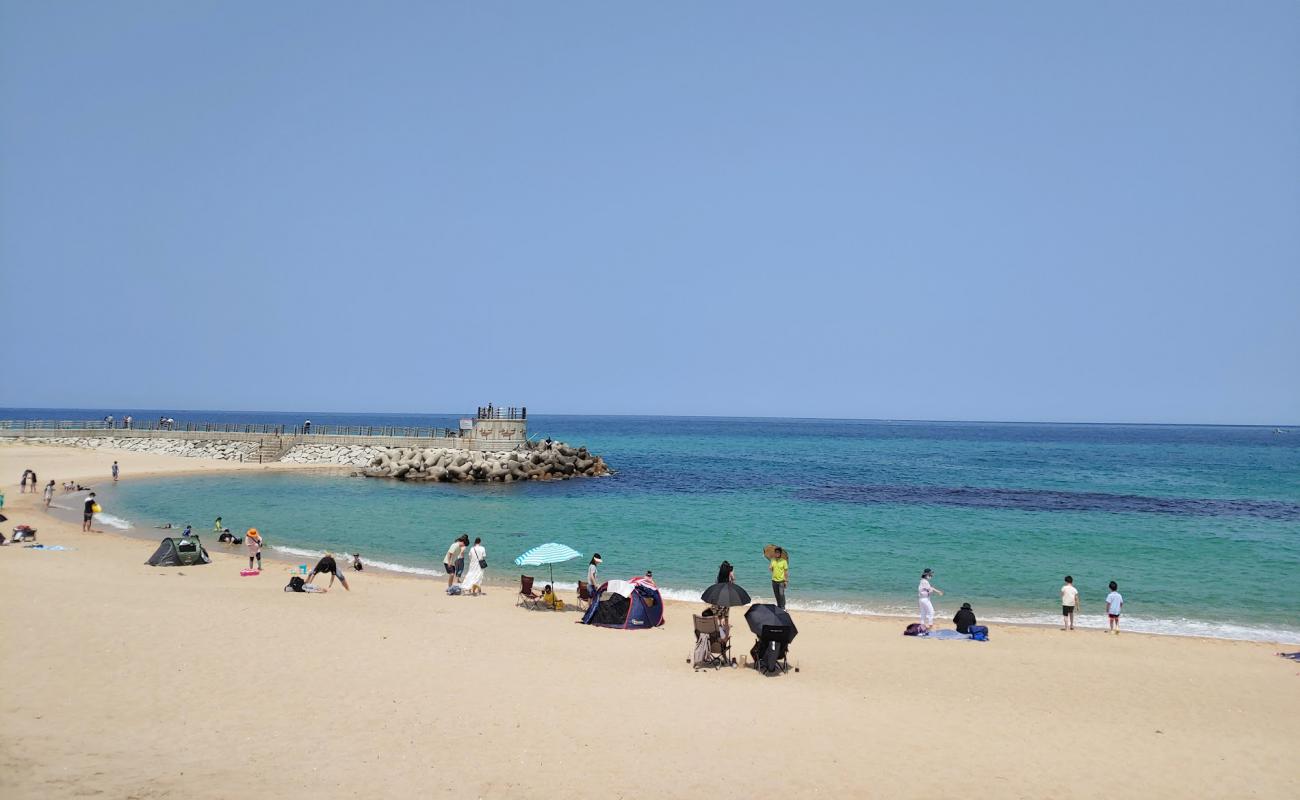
{"left": 580, "top": 577, "right": 665, "bottom": 629}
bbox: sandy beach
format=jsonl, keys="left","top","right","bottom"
{"left": 1, "top": 443, "right": 1297, "bottom": 799}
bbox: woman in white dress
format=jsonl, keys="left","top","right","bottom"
{"left": 918, "top": 567, "right": 943, "bottom": 631}
{"left": 460, "top": 537, "right": 487, "bottom": 595}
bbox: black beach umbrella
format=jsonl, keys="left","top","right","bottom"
{"left": 744, "top": 603, "right": 798, "bottom": 642}
{"left": 701, "top": 581, "right": 752, "bottom": 608}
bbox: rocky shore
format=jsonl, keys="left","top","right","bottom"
{"left": 362, "top": 439, "right": 610, "bottom": 482}
{"left": 8, "top": 436, "right": 260, "bottom": 461}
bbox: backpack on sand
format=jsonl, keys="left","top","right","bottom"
{"left": 285, "top": 576, "right": 306, "bottom": 593}
{"left": 968, "top": 625, "right": 989, "bottom": 641}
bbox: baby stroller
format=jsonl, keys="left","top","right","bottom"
{"left": 691, "top": 613, "right": 734, "bottom": 670}
{"left": 745, "top": 604, "right": 798, "bottom": 676}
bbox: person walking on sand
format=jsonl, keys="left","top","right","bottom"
{"left": 918, "top": 568, "right": 944, "bottom": 631}
{"left": 246, "top": 528, "right": 264, "bottom": 572}
{"left": 769, "top": 547, "right": 789, "bottom": 609}
{"left": 43, "top": 480, "right": 55, "bottom": 509}
{"left": 1061, "top": 575, "right": 1080, "bottom": 630}
{"left": 1105, "top": 581, "right": 1123, "bottom": 634}
{"left": 443, "top": 534, "right": 468, "bottom": 589}
{"left": 83, "top": 492, "right": 98, "bottom": 531}
{"left": 112, "top": 461, "right": 119, "bottom": 482}
{"left": 460, "top": 537, "right": 487, "bottom": 595}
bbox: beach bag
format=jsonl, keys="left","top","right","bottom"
{"left": 285, "top": 576, "right": 306, "bottom": 593}
{"left": 904, "top": 623, "right": 927, "bottom": 636}
{"left": 693, "top": 632, "right": 711, "bottom": 667}
{"left": 447, "top": 584, "right": 463, "bottom": 595}
{"left": 476, "top": 548, "right": 487, "bottom": 569}
{"left": 968, "top": 625, "right": 989, "bottom": 641}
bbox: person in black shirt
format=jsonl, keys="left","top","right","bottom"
{"left": 306, "top": 554, "right": 350, "bottom": 591}
{"left": 953, "top": 602, "right": 977, "bottom": 635}
{"left": 82, "top": 493, "right": 97, "bottom": 532}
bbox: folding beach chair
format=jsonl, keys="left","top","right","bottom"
{"left": 692, "top": 613, "right": 732, "bottom": 670}
{"left": 517, "top": 575, "right": 545, "bottom": 610}
{"left": 576, "top": 580, "right": 593, "bottom": 611}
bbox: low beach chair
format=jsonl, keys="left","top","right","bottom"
{"left": 517, "top": 575, "right": 545, "bottom": 610}
{"left": 577, "top": 581, "right": 593, "bottom": 611}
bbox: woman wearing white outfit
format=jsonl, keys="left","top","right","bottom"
{"left": 460, "top": 537, "right": 487, "bottom": 595}
{"left": 918, "top": 567, "right": 943, "bottom": 631}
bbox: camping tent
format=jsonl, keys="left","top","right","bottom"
{"left": 580, "top": 575, "right": 665, "bottom": 629}
{"left": 146, "top": 536, "right": 212, "bottom": 566}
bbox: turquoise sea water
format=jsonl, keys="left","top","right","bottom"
{"left": 25, "top": 411, "right": 1299, "bottom": 643}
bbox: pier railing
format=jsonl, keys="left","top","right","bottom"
{"left": 0, "top": 419, "right": 464, "bottom": 439}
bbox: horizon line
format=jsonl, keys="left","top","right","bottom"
{"left": 0, "top": 405, "right": 1295, "bottom": 429}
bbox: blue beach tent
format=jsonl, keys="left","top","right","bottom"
{"left": 580, "top": 576, "right": 665, "bottom": 629}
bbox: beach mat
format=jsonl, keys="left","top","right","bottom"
{"left": 924, "top": 629, "right": 973, "bottom": 640}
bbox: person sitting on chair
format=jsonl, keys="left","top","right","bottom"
{"left": 953, "top": 602, "right": 977, "bottom": 635}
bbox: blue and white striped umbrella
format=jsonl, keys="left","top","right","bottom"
{"left": 515, "top": 543, "right": 584, "bottom": 609}
{"left": 515, "top": 542, "right": 583, "bottom": 566}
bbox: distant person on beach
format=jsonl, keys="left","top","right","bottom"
{"left": 1105, "top": 581, "right": 1123, "bottom": 634}
{"left": 918, "top": 568, "right": 944, "bottom": 631}
{"left": 716, "top": 560, "right": 735, "bottom": 583}
{"left": 303, "top": 420, "right": 311, "bottom": 434}
{"left": 112, "top": 461, "right": 119, "bottom": 482}
{"left": 444, "top": 535, "right": 468, "bottom": 588}
{"left": 213, "top": 517, "right": 223, "bottom": 533}
{"left": 953, "top": 602, "right": 977, "bottom": 634}
{"left": 306, "top": 554, "right": 350, "bottom": 591}
{"left": 182, "top": 525, "right": 193, "bottom": 538}
{"left": 30, "top": 471, "right": 37, "bottom": 493}
{"left": 43, "top": 480, "right": 55, "bottom": 508}
{"left": 83, "top": 492, "right": 97, "bottom": 531}
{"left": 218, "top": 529, "right": 236, "bottom": 544}
{"left": 246, "top": 528, "right": 263, "bottom": 571}
{"left": 20, "top": 471, "right": 30, "bottom": 493}
{"left": 352, "top": 553, "right": 363, "bottom": 571}
{"left": 769, "top": 547, "right": 789, "bottom": 609}
{"left": 461, "top": 537, "right": 487, "bottom": 595}
{"left": 1061, "top": 576, "right": 1079, "bottom": 631}
{"left": 124, "top": 415, "right": 132, "bottom": 429}
{"left": 588, "top": 553, "right": 602, "bottom": 591}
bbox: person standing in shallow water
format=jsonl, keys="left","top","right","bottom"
{"left": 769, "top": 547, "right": 789, "bottom": 609}
{"left": 112, "top": 461, "right": 119, "bottom": 482}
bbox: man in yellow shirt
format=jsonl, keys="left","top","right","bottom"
{"left": 769, "top": 547, "right": 789, "bottom": 609}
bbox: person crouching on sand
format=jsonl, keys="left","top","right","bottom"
{"left": 444, "top": 535, "right": 467, "bottom": 589}
{"left": 306, "top": 553, "right": 349, "bottom": 591}
{"left": 918, "top": 568, "right": 943, "bottom": 631}
{"left": 245, "top": 528, "right": 263, "bottom": 571}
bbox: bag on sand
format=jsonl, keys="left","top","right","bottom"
{"left": 693, "top": 632, "right": 711, "bottom": 667}
{"left": 968, "top": 625, "right": 989, "bottom": 641}
{"left": 285, "top": 576, "right": 306, "bottom": 593}
{"left": 903, "top": 623, "right": 927, "bottom": 636}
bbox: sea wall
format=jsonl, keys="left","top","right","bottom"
{"left": 362, "top": 439, "right": 610, "bottom": 482}
{"left": 10, "top": 436, "right": 260, "bottom": 461}
{"left": 280, "top": 444, "right": 389, "bottom": 466}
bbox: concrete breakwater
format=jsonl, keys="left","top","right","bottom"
{"left": 5, "top": 433, "right": 612, "bottom": 481}
{"left": 362, "top": 439, "right": 611, "bottom": 482}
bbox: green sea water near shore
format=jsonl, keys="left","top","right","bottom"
{"left": 68, "top": 415, "right": 1300, "bottom": 643}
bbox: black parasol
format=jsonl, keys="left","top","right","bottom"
{"left": 701, "top": 581, "right": 752, "bottom": 608}
{"left": 744, "top": 603, "right": 798, "bottom": 643}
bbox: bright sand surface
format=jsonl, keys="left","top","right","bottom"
{"left": 2, "top": 444, "right": 1298, "bottom": 799}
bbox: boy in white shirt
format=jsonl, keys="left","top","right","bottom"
{"left": 1060, "top": 575, "right": 1079, "bottom": 631}
{"left": 1105, "top": 581, "right": 1124, "bottom": 634}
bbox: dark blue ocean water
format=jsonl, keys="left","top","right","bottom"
{"left": 8, "top": 408, "right": 1299, "bottom": 642}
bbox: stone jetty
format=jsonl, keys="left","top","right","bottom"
{"left": 361, "top": 438, "right": 610, "bottom": 482}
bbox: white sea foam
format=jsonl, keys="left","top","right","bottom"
{"left": 94, "top": 512, "right": 133, "bottom": 530}
{"left": 257, "top": 549, "right": 1300, "bottom": 645}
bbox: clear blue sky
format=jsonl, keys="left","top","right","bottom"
{"left": 2, "top": 2, "right": 1297, "bottom": 424}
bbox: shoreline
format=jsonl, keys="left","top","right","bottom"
{"left": 8, "top": 442, "right": 1299, "bottom": 645}
{"left": 3, "top": 443, "right": 1299, "bottom": 798}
